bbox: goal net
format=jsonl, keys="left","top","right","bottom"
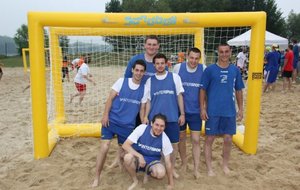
{"left": 28, "top": 12, "right": 266, "bottom": 159}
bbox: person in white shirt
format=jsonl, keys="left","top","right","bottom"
{"left": 236, "top": 48, "right": 247, "bottom": 75}
{"left": 122, "top": 113, "right": 174, "bottom": 190}
{"left": 70, "top": 59, "right": 96, "bottom": 105}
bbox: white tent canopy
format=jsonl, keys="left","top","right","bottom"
{"left": 227, "top": 29, "right": 288, "bottom": 49}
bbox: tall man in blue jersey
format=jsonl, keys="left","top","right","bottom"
{"left": 124, "top": 35, "right": 169, "bottom": 129}
{"left": 92, "top": 60, "right": 146, "bottom": 187}
{"left": 124, "top": 35, "right": 161, "bottom": 84}
{"left": 200, "top": 43, "right": 244, "bottom": 176}
{"left": 122, "top": 114, "right": 174, "bottom": 190}
{"left": 142, "top": 53, "right": 185, "bottom": 179}
{"left": 173, "top": 47, "right": 205, "bottom": 178}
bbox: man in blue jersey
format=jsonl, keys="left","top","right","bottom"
{"left": 263, "top": 44, "right": 280, "bottom": 93}
{"left": 142, "top": 53, "right": 185, "bottom": 178}
{"left": 173, "top": 47, "right": 205, "bottom": 178}
{"left": 200, "top": 43, "right": 244, "bottom": 176}
{"left": 124, "top": 35, "right": 161, "bottom": 84}
{"left": 92, "top": 60, "right": 146, "bottom": 187}
{"left": 124, "top": 35, "right": 167, "bottom": 131}
{"left": 122, "top": 114, "right": 174, "bottom": 190}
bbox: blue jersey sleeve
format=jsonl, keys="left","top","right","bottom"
{"left": 235, "top": 67, "right": 245, "bottom": 90}
{"left": 200, "top": 67, "right": 210, "bottom": 90}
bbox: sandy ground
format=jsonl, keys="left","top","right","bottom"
{"left": 0, "top": 67, "right": 299, "bottom": 190}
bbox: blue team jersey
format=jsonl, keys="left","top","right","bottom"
{"left": 149, "top": 72, "right": 179, "bottom": 122}
{"left": 266, "top": 51, "right": 280, "bottom": 71}
{"left": 293, "top": 45, "right": 299, "bottom": 63}
{"left": 200, "top": 63, "right": 244, "bottom": 117}
{"left": 133, "top": 125, "right": 163, "bottom": 164}
{"left": 124, "top": 53, "right": 168, "bottom": 84}
{"left": 109, "top": 78, "right": 144, "bottom": 128}
{"left": 178, "top": 62, "right": 204, "bottom": 114}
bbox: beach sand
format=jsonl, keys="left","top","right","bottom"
{"left": 0, "top": 67, "right": 299, "bottom": 190}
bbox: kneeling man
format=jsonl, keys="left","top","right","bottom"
{"left": 122, "top": 113, "right": 174, "bottom": 190}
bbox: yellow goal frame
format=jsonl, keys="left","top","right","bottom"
{"left": 28, "top": 12, "right": 266, "bottom": 159}
{"left": 22, "top": 47, "right": 50, "bottom": 73}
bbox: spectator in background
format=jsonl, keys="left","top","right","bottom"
{"left": 71, "top": 57, "right": 84, "bottom": 72}
{"left": 62, "top": 56, "right": 70, "bottom": 82}
{"left": 70, "top": 58, "right": 96, "bottom": 105}
{"left": 292, "top": 39, "right": 299, "bottom": 83}
{"left": 236, "top": 47, "right": 247, "bottom": 77}
{"left": 282, "top": 44, "right": 294, "bottom": 91}
{"left": 177, "top": 51, "right": 185, "bottom": 63}
{"left": 0, "top": 63, "right": 3, "bottom": 81}
{"left": 263, "top": 44, "right": 280, "bottom": 92}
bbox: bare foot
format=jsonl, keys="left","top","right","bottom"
{"left": 194, "top": 170, "right": 200, "bottom": 179}
{"left": 207, "top": 170, "right": 216, "bottom": 177}
{"left": 223, "top": 166, "right": 230, "bottom": 175}
{"left": 91, "top": 178, "right": 99, "bottom": 187}
{"left": 143, "top": 174, "right": 149, "bottom": 184}
{"left": 128, "top": 179, "right": 138, "bottom": 190}
{"left": 173, "top": 170, "right": 180, "bottom": 179}
{"left": 180, "top": 163, "right": 187, "bottom": 172}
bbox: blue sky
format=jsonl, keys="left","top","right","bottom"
{"left": 0, "top": 0, "right": 299, "bottom": 38}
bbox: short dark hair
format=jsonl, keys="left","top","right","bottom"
{"left": 145, "top": 35, "right": 160, "bottom": 44}
{"left": 292, "top": 39, "right": 298, "bottom": 44}
{"left": 288, "top": 44, "right": 294, "bottom": 50}
{"left": 218, "top": 43, "right": 231, "bottom": 48}
{"left": 188, "top": 47, "right": 201, "bottom": 57}
{"left": 152, "top": 113, "right": 167, "bottom": 124}
{"left": 132, "top": 59, "right": 146, "bottom": 71}
{"left": 153, "top": 53, "right": 168, "bottom": 63}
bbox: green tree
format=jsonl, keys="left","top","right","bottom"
{"left": 254, "top": 0, "right": 286, "bottom": 36}
{"left": 14, "top": 24, "right": 51, "bottom": 55}
{"left": 14, "top": 24, "right": 28, "bottom": 55}
{"left": 105, "top": 0, "right": 122, "bottom": 12}
{"left": 286, "top": 11, "right": 300, "bottom": 41}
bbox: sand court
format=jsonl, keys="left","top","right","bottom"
{"left": 0, "top": 67, "right": 299, "bottom": 190}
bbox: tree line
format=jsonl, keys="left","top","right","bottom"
{"left": 13, "top": 0, "right": 300, "bottom": 55}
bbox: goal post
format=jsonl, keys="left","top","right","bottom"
{"left": 22, "top": 47, "right": 50, "bottom": 73}
{"left": 28, "top": 12, "right": 266, "bottom": 159}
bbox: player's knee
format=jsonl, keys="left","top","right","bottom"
{"left": 123, "top": 153, "right": 134, "bottom": 165}
{"left": 179, "top": 132, "right": 186, "bottom": 141}
{"left": 100, "top": 141, "right": 111, "bottom": 152}
{"left": 223, "top": 135, "right": 232, "bottom": 144}
{"left": 152, "top": 165, "right": 166, "bottom": 179}
{"left": 205, "top": 136, "right": 215, "bottom": 144}
{"left": 153, "top": 166, "right": 166, "bottom": 179}
{"left": 192, "top": 138, "right": 200, "bottom": 146}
